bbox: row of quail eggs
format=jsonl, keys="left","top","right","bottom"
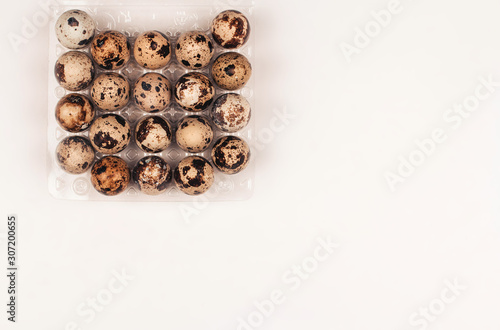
{"left": 53, "top": 9, "right": 253, "bottom": 196}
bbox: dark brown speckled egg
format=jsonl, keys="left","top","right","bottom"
{"left": 89, "top": 114, "right": 131, "bottom": 154}
{"left": 91, "top": 30, "right": 130, "bottom": 70}
{"left": 212, "top": 10, "right": 250, "bottom": 49}
{"left": 174, "top": 72, "right": 215, "bottom": 112}
{"left": 55, "top": 51, "right": 95, "bottom": 91}
{"left": 56, "top": 136, "right": 95, "bottom": 174}
{"left": 211, "top": 52, "right": 251, "bottom": 91}
{"left": 55, "top": 93, "right": 95, "bottom": 133}
{"left": 91, "top": 156, "right": 130, "bottom": 196}
{"left": 211, "top": 136, "right": 250, "bottom": 174}
{"left": 175, "top": 31, "right": 214, "bottom": 69}
{"left": 174, "top": 156, "right": 214, "bottom": 196}
{"left": 133, "top": 73, "right": 171, "bottom": 113}
{"left": 90, "top": 73, "right": 130, "bottom": 111}
{"left": 133, "top": 156, "right": 172, "bottom": 195}
{"left": 135, "top": 116, "right": 172, "bottom": 153}
{"left": 134, "top": 31, "right": 171, "bottom": 69}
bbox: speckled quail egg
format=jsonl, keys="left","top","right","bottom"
{"left": 55, "top": 51, "right": 95, "bottom": 91}
{"left": 212, "top": 10, "right": 250, "bottom": 49}
{"left": 175, "top": 31, "right": 214, "bottom": 69}
{"left": 211, "top": 52, "right": 251, "bottom": 90}
{"left": 133, "top": 156, "right": 172, "bottom": 195}
{"left": 55, "top": 9, "right": 96, "bottom": 49}
{"left": 134, "top": 31, "right": 171, "bottom": 69}
{"left": 56, "top": 136, "right": 95, "bottom": 174}
{"left": 211, "top": 136, "right": 250, "bottom": 174}
{"left": 90, "top": 73, "right": 130, "bottom": 111}
{"left": 91, "top": 156, "right": 130, "bottom": 196}
{"left": 135, "top": 116, "right": 172, "bottom": 153}
{"left": 174, "top": 156, "right": 214, "bottom": 195}
{"left": 91, "top": 30, "right": 130, "bottom": 70}
{"left": 89, "top": 114, "right": 131, "bottom": 154}
{"left": 174, "top": 72, "right": 215, "bottom": 111}
{"left": 133, "top": 73, "right": 171, "bottom": 113}
{"left": 55, "top": 93, "right": 95, "bottom": 133}
{"left": 175, "top": 115, "right": 213, "bottom": 153}
{"left": 211, "top": 93, "right": 251, "bottom": 133}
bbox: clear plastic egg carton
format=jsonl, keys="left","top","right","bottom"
{"left": 47, "top": 0, "right": 255, "bottom": 201}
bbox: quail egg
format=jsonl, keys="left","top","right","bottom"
{"left": 174, "top": 156, "right": 214, "bottom": 195}
{"left": 175, "top": 31, "right": 214, "bottom": 69}
{"left": 90, "top": 73, "right": 130, "bottom": 111}
{"left": 55, "top": 9, "right": 96, "bottom": 49}
{"left": 89, "top": 114, "right": 131, "bottom": 154}
{"left": 175, "top": 115, "right": 213, "bottom": 153}
{"left": 91, "top": 30, "right": 130, "bottom": 70}
{"left": 56, "top": 136, "right": 95, "bottom": 174}
{"left": 211, "top": 52, "right": 251, "bottom": 90}
{"left": 174, "top": 72, "right": 215, "bottom": 111}
{"left": 55, "top": 93, "right": 95, "bottom": 133}
{"left": 91, "top": 156, "right": 130, "bottom": 196}
{"left": 135, "top": 116, "right": 172, "bottom": 153}
{"left": 211, "top": 10, "right": 250, "bottom": 49}
{"left": 133, "top": 156, "right": 172, "bottom": 195}
{"left": 211, "top": 136, "right": 250, "bottom": 174}
{"left": 134, "top": 31, "right": 171, "bottom": 69}
{"left": 133, "top": 73, "right": 171, "bottom": 113}
{"left": 211, "top": 93, "right": 251, "bottom": 133}
{"left": 55, "top": 51, "right": 95, "bottom": 91}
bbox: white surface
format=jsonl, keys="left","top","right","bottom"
{"left": 1, "top": 0, "right": 500, "bottom": 329}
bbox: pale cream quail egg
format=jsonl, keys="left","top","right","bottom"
{"left": 174, "top": 72, "right": 215, "bottom": 111}
{"left": 175, "top": 115, "right": 213, "bottom": 153}
{"left": 55, "top": 9, "right": 96, "bottom": 49}
{"left": 211, "top": 93, "right": 251, "bottom": 133}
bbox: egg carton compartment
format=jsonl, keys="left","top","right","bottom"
{"left": 47, "top": 0, "right": 255, "bottom": 201}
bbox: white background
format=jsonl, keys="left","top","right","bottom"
{"left": 1, "top": 0, "right": 500, "bottom": 329}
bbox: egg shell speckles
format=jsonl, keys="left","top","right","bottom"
{"left": 55, "top": 93, "right": 95, "bottom": 133}
{"left": 55, "top": 10, "right": 96, "bottom": 49}
{"left": 55, "top": 51, "right": 95, "bottom": 91}
{"left": 175, "top": 115, "right": 213, "bottom": 153}
{"left": 89, "top": 114, "right": 131, "bottom": 154}
{"left": 91, "top": 73, "right": 130, "bottom": 111}
{"left": 134, "top": 31, "right": 171, "bottom": 69}
{"left": 91, "top": 30, "right": 130, "bottom": 70}
{"left": 212, "top": 10, "right": 250, "bottom": 49}
{"left": 174, "top": 72, "right": 215, "bottom": 112}
{"left": 175, "top": 31, "right": 214, "bottom": 69}
{"left": 91, "top": 156, "right": 130, "bottom": 196}
{"left": 211, "top": 136, "right": 250, "bottom": 175}
{"left": 174, "top": 156, "right": 214, "bottom": 196}
{"left": 211, "top": 93, "right": 251, "bottom": 133}
{"left": 56, "top": 136, "right": 95, "bottom": 174}
{"left": 133, "top": 73, "right": 171, "bottom": 113}
{"left": 211, "top": 52, "right": 252, "bottom": 91}
{"left": 135, "top": 116, "right": 172, "bottom": 153}
{"left": 133, "top": 156, "right": 172, "bottom": 195}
